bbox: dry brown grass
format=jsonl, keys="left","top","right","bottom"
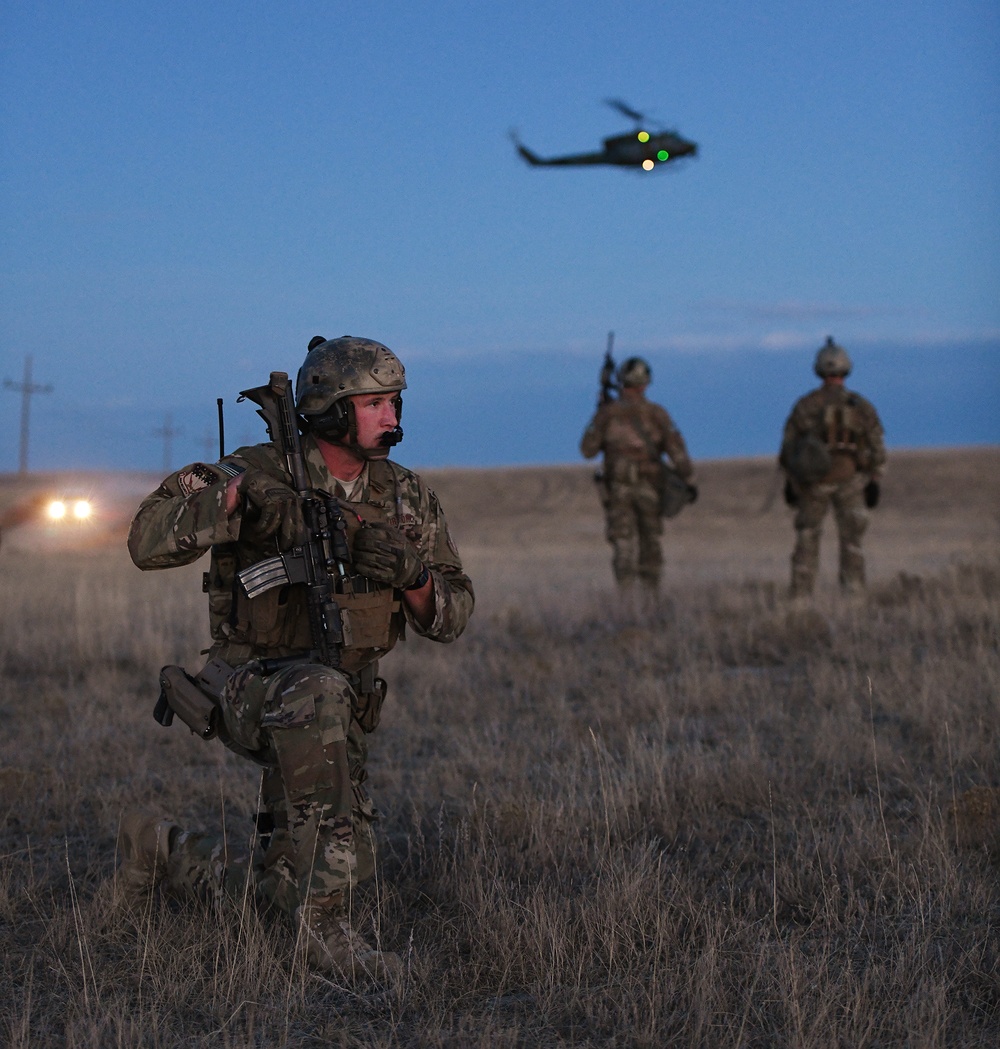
{"left": 1, "top": 448, "right": 998, "bottom": 1047}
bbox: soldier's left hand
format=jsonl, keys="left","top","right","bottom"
{"left": 783, "top": 480, "right": 799, "bottom": 507}
{"left": 352, "top": 522, "right": 425, "bottom": 589}
{"left": 864, "top": 480, "right": 880, "bottom": 508}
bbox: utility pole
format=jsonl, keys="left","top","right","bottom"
{"left": 199, "top": 430, "right": 217, "bottom": 460}
{"left": 3, "top": 355, "right": 53, "bottom": 475}
{"left": 153, "top": 413, "right": 181, "bottom": 475}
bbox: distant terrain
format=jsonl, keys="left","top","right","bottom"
{"left": 423, "top": 446, "right": 1000, "bottom": 601}
{"left": 2, "top": 447, "right": 997, "bottom": 593}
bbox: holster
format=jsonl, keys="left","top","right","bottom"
{"left": 155, "top": 657, "right": 234, "bottom": 740}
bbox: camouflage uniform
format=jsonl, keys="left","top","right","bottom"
{"left": 580, "top": 397, "right": 692, "bottom": 588}
{"left": 780, "top": 384, "right": 886, "bottom": 596}
{"left": 127, "top": 434, "right": 473, "bottom": 916}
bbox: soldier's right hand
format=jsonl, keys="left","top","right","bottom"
{"left": 863, "top": 480, "right": 880, "bottom": 509}
{"left": 239, "top": 469, "right": 306, "bottom": 549}
{"left": 783, "top": 480, "right": 799, "bottom": 507}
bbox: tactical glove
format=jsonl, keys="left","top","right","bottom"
{"left": 240, "top": 469, "right": 306, "bottom": 549}
{"left": 352, "top": 522, "right": 425, "bottom": 589}
{"left": 686, "top": 483, "right": 699, "bottom": 504}
{"left": 783, "top": 480, "right": 799, "bottom": 507}
{"left": 864, "top": 480, "right": 880, "bottom": 509}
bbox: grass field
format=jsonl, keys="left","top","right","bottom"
{"left": 1, "top": 447, "right": 998, "bottom": 1047}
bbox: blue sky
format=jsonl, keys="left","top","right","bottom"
{"left": 2, "top": 1, "right": 997, "bottom": 472}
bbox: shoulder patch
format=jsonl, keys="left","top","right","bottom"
{"left": 177, "top": 462, "right": 222, "bottom": 496}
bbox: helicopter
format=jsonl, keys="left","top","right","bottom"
{"left": 511, "top": 100, "right": 697, "bottom": 171}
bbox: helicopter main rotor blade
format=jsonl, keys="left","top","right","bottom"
{"left": 605, "top": 98, "right": 646, "bottom": 123}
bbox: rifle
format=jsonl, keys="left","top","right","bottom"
{"left": 235, "top": 371, "right": 352, "bottom": 669}
{"left": 598, "top": 331, "right": 618, "bottom": 406}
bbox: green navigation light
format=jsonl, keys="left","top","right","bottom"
{"left": 657, "top": 150, "right": 670, "bottom": 161}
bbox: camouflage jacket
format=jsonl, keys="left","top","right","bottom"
{"left": 580, "top": 397, "right": 693, "bottom": 482}
{"left": 127, "top": 434, "right": 474, "bottom": 673}
{"left": 780, "top": 384, "right": 886, "bottom": 484}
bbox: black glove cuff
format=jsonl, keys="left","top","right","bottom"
{"left": 405, "top": 565, "right": 430, "bottom": 591}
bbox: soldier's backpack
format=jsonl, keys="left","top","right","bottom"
{"left": 784, "top": 434, "right": 832, "bottom": 485}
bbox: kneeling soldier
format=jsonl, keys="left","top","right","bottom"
{"left": 121, "top": 335, "right": 474, "bottom": 978}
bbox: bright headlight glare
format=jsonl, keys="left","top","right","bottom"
{"left": 47, "top": 500, "right": 67, "bottom": 520}
{"left": 73, "top": 500, "right": 92, "bottom": 519}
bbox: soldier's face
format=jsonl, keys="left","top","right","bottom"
{"left": 350, "top": 392, "right": 401, "bottom": 449}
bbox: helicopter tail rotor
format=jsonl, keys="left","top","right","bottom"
{"left": 509, "top": 129, "right": 544, "bottom": 166}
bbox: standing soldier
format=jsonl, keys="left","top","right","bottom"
{"left": 780, "top": 336, "right": 886, "bottom": 598}
{"left": 580, "top": 355, "right": 695, "bottom": 591}
{"left": 119, "top": 335, "right": 474, "bottom": 979}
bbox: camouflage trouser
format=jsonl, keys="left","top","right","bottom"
{"left": 790, "top": 474, "right": 869, "bottom": 596}
{"left": 161, "top": 661, "right": 377, "bottom": 917}
{"left": 605, "top": 476, "right": 663, "bottom": 587}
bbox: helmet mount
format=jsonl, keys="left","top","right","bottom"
{"left": 813, "top": 336, "right": 852, "bottom": 379}
{"left": 617, "top": 356, "right": 652, "bottom": 388}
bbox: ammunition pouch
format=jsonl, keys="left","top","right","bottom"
{"left": 156, "top": 658, "right": 234, "bottom": 740}
{"left": 352, "top": 663, "right": 388, "bottom": 734}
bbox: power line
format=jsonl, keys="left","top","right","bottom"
{"left": 3, "top": 355, "right": 53, "bottom": 475}
{"left": 153, "top": 413, "right": 182, "bottom": 474}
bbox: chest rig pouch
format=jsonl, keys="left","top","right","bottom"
{"left": 331, "top": 499, "right": 402, "bottom": 672}
{"left": 229, "top": 494, "right": 402, "bottom": 674}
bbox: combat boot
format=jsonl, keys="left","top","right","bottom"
{"left": 117, "top": 811, "right": 179, "bottom": 895}
{"left": 296, "top": 895, "right": 401, "bottom": 981}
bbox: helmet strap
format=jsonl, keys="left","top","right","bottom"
{"left": 342, "top": 401, "right": 400, "bottom": 461}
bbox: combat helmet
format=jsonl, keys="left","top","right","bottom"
{"left": 296, "top": 335, "right": 407, "bottom": 455}
{"left": 617, "top": 356, "right": 652, "bottom": 388}
{"left": 813, "top": 336, "right": 852, "bottom": 379}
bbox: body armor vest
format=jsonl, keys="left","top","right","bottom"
{"left": 203, "top": 461, "right": 405, "bottom": 674}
